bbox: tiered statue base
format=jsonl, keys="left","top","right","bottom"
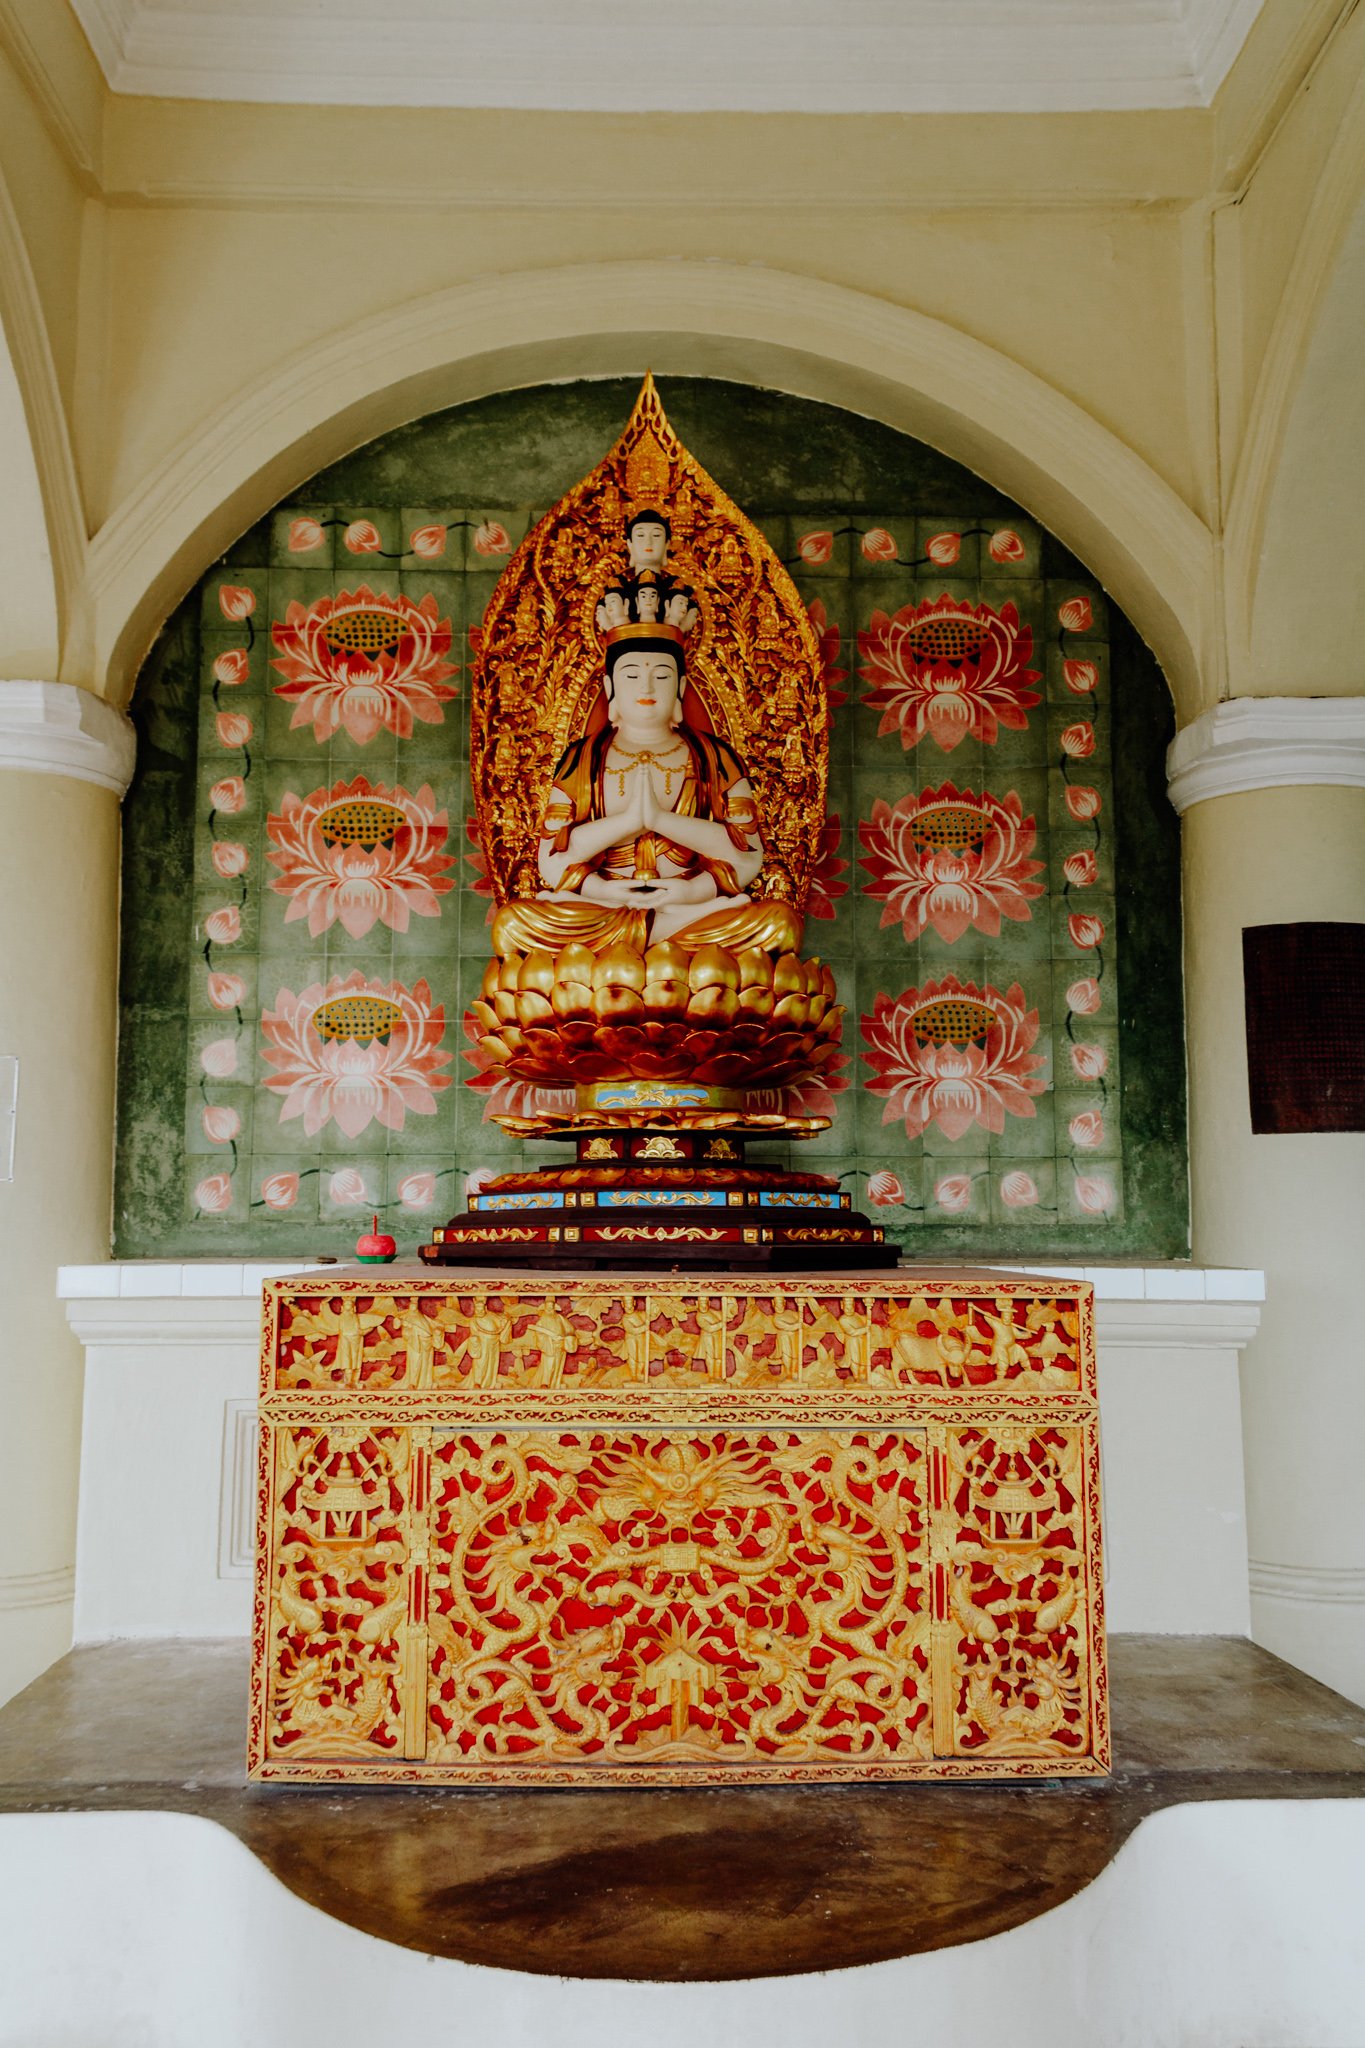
{"left": 250, "top": 1267, "right": 1109, "bottom": 1784}
{"left": 422, "top": 1116, "right": 895, "bottom": 1270}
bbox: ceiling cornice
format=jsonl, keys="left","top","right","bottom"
{"left": 68, "top": 0, "right": 1266, "bottom": 116}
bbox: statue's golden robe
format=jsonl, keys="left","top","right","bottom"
{"left": 492, "top": 724, "right": 803, "bottom": 957}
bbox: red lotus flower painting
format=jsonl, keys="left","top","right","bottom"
{"left": 267, "top": 776, "right": 455, "bottom": 939}
{"left": 751, "top": 1051, "right": 851, "bottom": 1124}
{"left": 464, "top": 817, "right": 496, "bottom": 925}
{"left": 270, "top": 587, "right": 458, "bottom": 745}
{"left": 806, "top": 599, "right": 848, "bottom": 715}
{"left": 858, "top": 784, "right": 1044, "bottom": 944}
{"left": 806, "top": 814, "right": 849, "bottom": 920}
{"left": 861, "top": 975, "right": 1046, "bottom": 1141}
{"left": 461, "top": 1011, "right": 573, "bottom": 1121}
{"left": 858, "top": 595, "right": 1041, "bottom": 752}
{"left": 860, "top": 527, "right": 898, "bottom": 563}
{"left": 261, "top": 972, "right": 453, "bottom": 1137}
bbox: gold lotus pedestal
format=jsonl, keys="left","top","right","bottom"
{"left": 249, "top": 1267, "right": 1110, "bottom": 1784}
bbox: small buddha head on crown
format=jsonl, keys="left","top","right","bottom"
{"left": 625, "top": 508, "right": 670, "bottom": 575}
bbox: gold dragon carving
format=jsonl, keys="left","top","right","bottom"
{"left": 424, "top": 1430, "right": 932, "bottom": 1767}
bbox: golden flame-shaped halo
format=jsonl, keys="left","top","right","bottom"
{"left": 470, "top": 374, "right": 827, "bottom": 908}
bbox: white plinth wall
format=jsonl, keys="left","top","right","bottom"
{"left": 58, "top": 1261, "right": 1264, "bottom": 1646}
{"left": 4, "top": 1801, "right": 1365, "bottom": 2048}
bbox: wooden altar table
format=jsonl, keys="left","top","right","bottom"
{"left": 249, "top": 1267, "right": 1108, "bottom": 1783}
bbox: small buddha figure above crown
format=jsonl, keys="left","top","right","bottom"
{"left": 594, "top": 509, "right": 698, "bottom": 638}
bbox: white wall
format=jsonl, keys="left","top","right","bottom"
{"left": 2, "top": 1800, "right": 1363, "bottom": 2048}
{"left": 56, "top": 1263, "right": 1261, "bottom": 1655}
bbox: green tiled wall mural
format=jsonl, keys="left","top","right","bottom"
{"left": 116, "top": 378, "right": 1188, "bottom": 1258}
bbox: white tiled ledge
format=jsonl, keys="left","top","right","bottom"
{"left": 56, "top": 1260, "right": 1266, "bottom": 1303}
{"left": 57, "top": 1260, "right": 333, "bottom": 1299}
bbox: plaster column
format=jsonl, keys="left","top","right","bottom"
{"left": 0, "top": 684, "right": 133, "bottom": 1704}
{"left": 1171, "top": 700, "right": 1365, "bottom": 1705}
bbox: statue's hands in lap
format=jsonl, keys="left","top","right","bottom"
{"left": 588, "top": 874, "right": 699, "bottom": 907}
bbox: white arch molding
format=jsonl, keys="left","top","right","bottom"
{"left": 1223, "top": 64, "right": 1365, "bottom": 692}
{"left": 0, "top": 164, "right": 87, "bottom": 683}
{"left": 86, "top": 261, "right": 1215, "bottom": 718}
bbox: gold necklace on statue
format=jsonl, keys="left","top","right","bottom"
{"left": 607, "top": 741, "right": 689, "bottom": 799}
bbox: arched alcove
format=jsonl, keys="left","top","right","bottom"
{"left": 115, "top": 377, "right": 1187, "bottom": 1262}
{"left": 86, "top": 263, "right": 1214, "bottom": 719}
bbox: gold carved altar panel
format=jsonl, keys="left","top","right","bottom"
{"left": 249, "top": 1271, "right": 1108, "bottom": 1783}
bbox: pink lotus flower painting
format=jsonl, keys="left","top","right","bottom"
{"left": 754, "top": 1053, "right": 851, "bottom": 1125}
{"left": 461, "top": 1010, "right": 574, "bottom": 1123}
{"left": 270, "top": 586, "right": 458, "bottom": 745}
{"left": 859, "top": 595, "right": 1041, "bottom": 752}
{"left": 861, "top": 976, "right": 1047, "bottom": 1141}
{"left": 858, "top": 784, "right": 1044, "bottom": 944}
{"left": 463, "top": 817, "right": 496, "bottom": 926}
{"left": 806, "top": 814, "right": 849, "bottom": 920}
{"left": 267, "top": 776, "right": 455, "bottom": 938}
{"left": 261, "top": 972, "right": 453, "bottom": 1137}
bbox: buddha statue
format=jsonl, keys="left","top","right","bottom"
{"left": 463, "top": 376, "right": 842, "bottom": 1116}
{"left": 492, "top": 613, "right": 801, "bottom": 958}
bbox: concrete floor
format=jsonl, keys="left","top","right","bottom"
{"left": 1, "top": 1635, "right": 1363, "bottom": 1982}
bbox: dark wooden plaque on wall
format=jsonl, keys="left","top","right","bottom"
{"left": 1243, "top": 923, "right": 1365, "bottom": 1134}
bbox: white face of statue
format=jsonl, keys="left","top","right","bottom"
{"left": 607, "top": 651, "right": 682, "bottom": 732}
{"left": 627, "top": 521, "right": 669, "bottom": 572}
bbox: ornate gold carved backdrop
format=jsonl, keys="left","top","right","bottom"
{"left": 470, "top": 374, "right": 827, "bottom": 909}
{"left": 250, "top": 1270, "right": 1108, "bottom": 1783}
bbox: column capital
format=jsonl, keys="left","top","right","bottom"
{"left": 0, "top": 681, "right": 136, "bottom": 795}
{"left": 1167, "top": 696, "right": 1365, "bottom": 814}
